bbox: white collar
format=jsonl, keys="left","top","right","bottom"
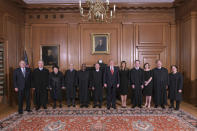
{"left": 110, "top": 66, "right": 114, "bottom": 69}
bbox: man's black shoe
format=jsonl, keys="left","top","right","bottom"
{"left": 161, "top": 105, "right": 165, "bottom": 109}
{"left": 25, "top": 109, "right": 32, "bottom": 112}
{"left": 18, "top": 112, "right": 23, "bottom": 115}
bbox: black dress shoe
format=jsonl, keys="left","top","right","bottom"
{"left": 68, "top": 105, "right": 71, "bottom": 107}
{"left": 18, "top": 112, "right": 23, "bottom": 115}
{"left": 73, "top": 105, "right": 76, "bottom": 107}
{"left": 93, "top": 105, "right": 96, "bottom": 108}
{"left": 107, "top": 107, "right": 110, "bottom": 110}
{"left": 99, "top": 105, "right": 102, "bottom": 108}
{"left": 161, "top": 105, "right": 165, "bottom": 109}
{"left": 132, "top": 105, "right": 136, "bottom": 108}
{"left": 43, "top": 106, "right": 47, "bottom": 109}
{"left": 154, "top": 105, "right": 158, "bottom": 108}
{"left": 25, "top": 109, "right": 32, "bottom": 112}
{"left": 169, "top": 106, "right": 174, "bottom": 109}
{"left": 138, "top": 106, "right": 142, "bottom": 108}
{"left": 36, "top": 107, "right": 40, "bottom": 111}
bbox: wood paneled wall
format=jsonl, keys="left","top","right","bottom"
{"left": 24, "top": 10, "right": 175, "bottom": 71}
{"left": 176, "top": 0, "right": 197, "bottom": 105}
{"left": 0, "top": 0, "right": 25, "bottom": 104}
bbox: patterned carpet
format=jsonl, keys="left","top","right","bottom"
{"left": 0, "top": 107, "right": 197, "bottom": 131}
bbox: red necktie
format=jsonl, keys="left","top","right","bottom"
{"left": 111, "top": 68, "right": 114, "bottom": 75}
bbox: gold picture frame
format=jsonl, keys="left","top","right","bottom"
{"left": 91, "top": 33, "right": 110, "bottom": 54}
{"left": 40, "top": 45, "right": 60, "bottom": 67}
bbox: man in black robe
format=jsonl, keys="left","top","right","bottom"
{"left": 168, "top": 65, "right": 183, "bottom": 110}
{"left": 32, "top": 60, "right": 49, "bottom": 110}
{"left": 104, "top": 60, "right": 120, "bottom": 109}
{"left": 77, "top": 64, "right": 90, "bottom": 108}
{"left": 152, "top": 60, "right": 168, "bottom": 109}
{"left": 13, "top": 60, "right": 32, "bottom": 114}
{"left": 64, "top": 64, "right": 77, "bottom": 107}
{"left": 92, "top": 63, "right": 103, "bottom": 108}
{"left": 130, "top": 60, "right": 144, "bottom": 108}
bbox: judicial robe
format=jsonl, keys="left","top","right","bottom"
{"left": 49, "top": 71, "right": 64, "bottom": 101}
{"left": 91, "top": 70, "right": 103, "bottom": 105}
{"left": 76, "top": 70, "right": 90, "bottom": 105}
{"left": 64, "top": 69, "right": 77, "bottom": 104}
{"left": 32, "top": 68, "right": 49, "bottom": 107}
{"left": 130, "top": 68, "right": 144, "bottom": 106}
{"left": 152, "top": 67, "right": 168, "bottom": 106}
{"left": 168, "top": 72, "right": 183, "bottom": 101}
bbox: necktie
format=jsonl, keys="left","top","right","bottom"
{"left": 111, "top": 67, "right": 114, "bottom": 75}
{"left": 22, "top": 68, "right": 25, "bottom": 77}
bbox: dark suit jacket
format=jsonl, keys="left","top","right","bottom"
{"left": 104, "top": 66, "right": 120, "bottom": 87}
{"left": 13, "top": 67, "right": 31, "bottom": 90}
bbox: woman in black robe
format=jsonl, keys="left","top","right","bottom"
{"left": 49, "top": 65, "right": 64, "bottom": 109}
{"left": 168, "top": 65, "right": 183, "bottom": 110}
{"left": 143, "top": 63, "right": 153, "bottom": 108}
{"left": 119, "top": 61, "right": 130, "bottom": 108}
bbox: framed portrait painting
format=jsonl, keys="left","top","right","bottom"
{"left": 40, "top": 45, "right": 59, "bottom": 67}
{"left": 91, "top": 33, "right": 110, "bottom": 54}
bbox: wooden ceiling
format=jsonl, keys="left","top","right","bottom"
{"left": 10, "top": 0, "right": 186, "bottom": 10}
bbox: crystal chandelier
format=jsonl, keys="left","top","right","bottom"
{"left": 79, "top": 0, "right": 116, "bottom": 23}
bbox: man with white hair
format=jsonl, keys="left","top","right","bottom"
{"left": 104, "top": 59, "right": 120, "bottom": 109}
{"left": 152, "top": 60, "right": 169, "bottom": 109}
{"left": 64, "top": 64, "right": 77, "bottom": 107}
{"left": 13, "top": 60, "right": 32, "bottom": 114}
{"left": 32, "top": 60, "right": 49, "bottom": 110}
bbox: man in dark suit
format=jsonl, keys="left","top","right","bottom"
{"left": 13, "top": 60, "right": 32, "bottom": 114}
{"left": 104, "top": 60, "right": 120, "bottom": 109}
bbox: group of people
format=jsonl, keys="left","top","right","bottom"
{"left": 13, "top": 59, "right": 183, "bottom": 114}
